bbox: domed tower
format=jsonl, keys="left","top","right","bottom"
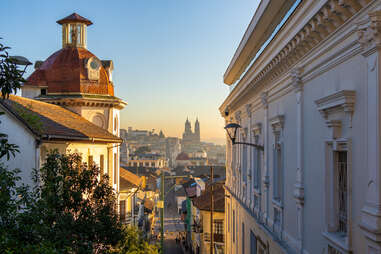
{"left": 21, "top": 13, "right": 126, "bottom": 136}
{"left": 195, "top": 117, "right": 200, "bottom": 142}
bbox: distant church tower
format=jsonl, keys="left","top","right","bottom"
{"left": 195, "top": 118, "right": 200, "bottom": 142}
{"left": 181, "top": 117, "right": 201, "bottom": 153}
{"left": 185, "top": 117, "right": 192, "bottom": 134}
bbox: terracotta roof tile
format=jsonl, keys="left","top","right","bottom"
{"left": 192, "top": 183, "right": 225, "bottom": 212}
{"left": 24, "top": 47, "right": 114, "bottom": 96}
{"left": 0, "top": 95, "right": 121, "bottom": 142}
{"left": 120, "top": 167, "right": 142, "bottom": 190}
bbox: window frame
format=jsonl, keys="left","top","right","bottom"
{"left": 323, "top": 139, "right": 352, "bottom": 252}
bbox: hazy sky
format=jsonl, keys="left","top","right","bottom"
{"left": 1, "top": 0, "right": 260, "bottom": 144}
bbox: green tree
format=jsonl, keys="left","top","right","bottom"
{"left": 113, "top": 226, "right": 158, "bottom": 254}
{"left": 25, "top": 151, "right": 123, "bottom": 253}
{"left": 0, "top": 39, "right": 26, "bottom": 98}
{"left": 0, "top": 40, "right": 158, "bottom": 253}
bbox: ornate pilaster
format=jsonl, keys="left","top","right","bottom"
{"left": 292, "top": 67, "right": 304, "bottom": 253}
{"left": 235, "top": 110, "right": 242, "bottom": 200}
{"left": 358, "top": 11, "right": 381, "bottom": 253}
{"left": 261, "top": 91, "right": 270, "bottom": 224}
{"left": 245, "top": 103, "right": 253, "bottom": 208}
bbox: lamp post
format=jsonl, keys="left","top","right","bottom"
{"left": 224, "top": 123, "right": 264, "bottom": 150}
{"left": 9, "top": 55, "right": 32, "bottom": 75}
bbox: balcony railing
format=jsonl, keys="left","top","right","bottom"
{"left": 203, "top": 233, "right": 224, "bottom": 243}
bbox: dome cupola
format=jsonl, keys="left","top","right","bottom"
{"left": 57, "top": 13, "right": 93, "bottom": 49}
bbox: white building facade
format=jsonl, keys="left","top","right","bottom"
{"left": 220, "top": 0, "right": 381, "bottom": 253}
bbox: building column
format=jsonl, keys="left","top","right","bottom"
{"left": 292, "top": 68, "right": 305, "bottom": 253}
{"left": 246, "top": 103, "right": 253, "bottom": 208}
{"left": 235, "top": 111, "right": 242, "bottom": 200}
{"left": 261, "top": 91, "right": 270, "bottom": 224}
{"left": 359, "top": 11, "right": 381, "bottom": 253}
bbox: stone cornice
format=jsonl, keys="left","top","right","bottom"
{"left": 39, "top": 97, "right": 127, "bottom": 109}
{"left": 270, "top": 115, "right": 285, "bottom": 133}
{"left": 357, "top": 10, "right": 381, "bottom": 55}
{"left": 315, "top": 90, "right": 356, "bottom": 119}
{"left": 220, "top": 0, "right": 369, "bottom": 113}
{"left": 247, "top": 0, "right": 368, "bottom": 91}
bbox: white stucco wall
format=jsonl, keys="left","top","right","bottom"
{"left": 222, "top": 1, "right": 380, "bottom": 253}
{"left": 0, "top": 111, "right": 37, "bottom": 187}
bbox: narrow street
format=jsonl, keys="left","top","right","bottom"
{"left": 153, "top": 178, "right": 187, "bottom": 254}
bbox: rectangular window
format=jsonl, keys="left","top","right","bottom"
{"left": 233, "top": 210, "right": 235, "bottom": 243}
{"left": 242, "top": 145, "right": 248, "bottom": 183}
{"left": 232, "top": 145, "right": 236, "bottom": 176}
{"left": 273, "top": 137, "right": 283, "bottom": 201}
{"left": 88, "top": 155, "right": 93, "bottom": 167}
{"left": 254, "top": 135, "right": 261, "bottom": 190}
{"left": 100, "top": 155, "right": 104, "bottom": 174}
{"left": 214, "top": 219, "right": 224, "bottom": 234}
{"left": 120, "top": 200, "right": 126, "bottom": 220}
{"left": 250, "top": 230, "right": 257, "bottom": 254}
{"left": 336, "top": 151, "right": 347, "bottom": 235}
{"left": 242, "top": 222, "right": 245, "bottom": 253}
{"left": 228, "top": 203, "right": 230, "bottom": 232}
{"left": 114, "top": 153, "right": 117, "bottom": 184}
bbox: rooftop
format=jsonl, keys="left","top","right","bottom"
{"left": 56, "top": 13, "right": 93, "bottom": 26}
{"left": 192, "top": 182, "right": 225, "bottom": 212}
{"left": 120, "top": 167, "right": 142, "bottom": 190}
{"left": 0, "top": 95, "right": 121, "bottom": 143}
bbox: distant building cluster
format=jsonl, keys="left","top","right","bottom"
{"left": 120, "top": 118, "right": 225, "bottom": 171}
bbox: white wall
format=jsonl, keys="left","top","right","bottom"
{"left": 0, "top": 111, "right": 37, "bottom": 187}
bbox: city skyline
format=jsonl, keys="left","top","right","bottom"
{"left": 1, "top": 0, "right": 260, "bottom": 145}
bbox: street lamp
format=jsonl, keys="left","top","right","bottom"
{"left": 9, "top": 55, "right": 32, "bottom": 74}
{"left": 224, "top": 123, "right": 264, "bottom": 150}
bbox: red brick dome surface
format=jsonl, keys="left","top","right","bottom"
{"left": 25, "top": 47, "right": 114, "bottom": 96}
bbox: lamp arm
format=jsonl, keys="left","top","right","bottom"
{"left": 232, "top": 141, "right": 264, "bottom": 151}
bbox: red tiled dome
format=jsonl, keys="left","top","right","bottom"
{"left": 24, "top": 47, "right": 114, "bottom": 96}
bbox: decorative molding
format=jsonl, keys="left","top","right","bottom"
{"left": 245, "top": 103, "right": 252, "bottom": 117}
{"left": 291, "top": 67, "right": 303, "bottom": 93}
{"left": 260, "top": 91, "right": 269, "bottom": 108}
{"left": 235, "top": 110, "right": 242, "bottom": 122}
{"left": 270, "top": 115, "right": 285, "bottom": 133}
{"left": 232, "top": 0, "right": 368, "bottom": 100}
{"left": 315, "top": 90, "right": 356, "bottom": 126}
{"left": 252, "top": 123, "right": 262, "bottom": 136}
{"left": 357, "top": 10, "right": 381, "bottom": 55}
{"left": 326, "top": 120, "right": 342, "bottom": 139}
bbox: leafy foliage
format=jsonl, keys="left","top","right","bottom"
{"left": 26, "top": 151, "right": 123, "bottom": 253}
{"left": 0, "top": 150, "right": 159, "bottom": 254}
{"left": 0, "top": 39, "right": 158, "bottom": 253}
{"left": 0, "top": 40, "right": 26, "bottom": 99}
{"left": 112, "top": 226, "right": 158, "bottom": 254}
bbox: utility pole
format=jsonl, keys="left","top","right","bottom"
{"left": 210, "top": 166, "right": 214, "bottom": 254}
{"left": 160, "top": 170, "right": 164, "bottom": 254}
